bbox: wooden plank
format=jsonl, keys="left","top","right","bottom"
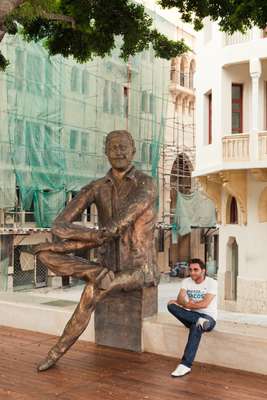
{"left": 0, "top": 326, "right": 266, "bottom": 400}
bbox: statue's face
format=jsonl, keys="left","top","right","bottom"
{"left": 106, "top": 134, "right": 135, "bottom": 171}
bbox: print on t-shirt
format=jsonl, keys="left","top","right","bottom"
{"left": 187, "top": 289, "right": 206, "bottom": 301}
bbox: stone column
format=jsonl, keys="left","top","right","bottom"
{"left": 249, "top": 58, "right": 262, "bottom": 161}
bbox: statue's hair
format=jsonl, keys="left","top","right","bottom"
{"left": 105, "top": 130, "right": 136, "bottom": 153}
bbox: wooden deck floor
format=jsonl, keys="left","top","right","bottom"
{"left": 0, "top": 326, "right": 266, "bottom": 400}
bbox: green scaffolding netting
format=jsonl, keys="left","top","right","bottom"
{"left": 175, "top": 192, "right": 217, "bottom": 236}
{"left": 0, "top": 9, "right": 172, "bottom": 227}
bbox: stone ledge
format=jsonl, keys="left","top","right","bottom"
{"left": 0, "top": 296, "right": 94, "bottom": 342}
{"left": 0, "top": 296, "right": 266, "bottom": 375}
{"left": 143, "top": 313, "right": 267, "bottom": 375}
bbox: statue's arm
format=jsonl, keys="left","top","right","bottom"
{"left": 53, "top": 182, "right": 95, "bottom": 225}
{"left": 51, "top": 182, "right": 102, "bottom": 242}
{"left": 34, "top": 238, "right": 104, "bottom": 255}
{"left": 105, "top": 177, "right": 157, "bottom": 236}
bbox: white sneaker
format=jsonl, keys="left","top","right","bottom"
{"left": 196, "top": 317, "right": 210, "bottom": 331}
{"left": 171, "top": 364, "right": 191, "bottom": 377}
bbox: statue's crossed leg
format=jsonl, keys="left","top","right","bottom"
{"left": 37, "top": 250, "right": 145, "bottom": 371}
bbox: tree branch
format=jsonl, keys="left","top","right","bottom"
{"left": 41, "top": 11, "right": 76, "bottom": 29}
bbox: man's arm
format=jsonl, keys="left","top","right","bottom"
{"left": 185, "top": 293, "right": 215, "bottom": 310}
{"left": 105, "top": 176, "right": 157, "bottom": 236}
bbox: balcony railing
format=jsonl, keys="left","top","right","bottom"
{"left": 222, "top": 134, "right": 249, "bottom": 162}
{"left": 224, "top": 30, "right": 253, "bottom": 46}
{"left": 0, "top": 211, "right": 36, "bottom": 228}
{"left": 258, "top": 132, "right": 267, "bottom": 160}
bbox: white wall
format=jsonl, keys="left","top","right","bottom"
{"left": 195, "top": 22, "right": 267, "bottom": 175}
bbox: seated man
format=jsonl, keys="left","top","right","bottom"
{"left": 167, "top": 258, "right": 217, "bottom": 377}
{"left": 34, "top": 130, "right": 160, "bottom": 371}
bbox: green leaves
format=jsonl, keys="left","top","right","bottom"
{"left": 2, "top": 0, "right": 191, "bottom": 67}
{"left": 0, "top": 0, "right": 189, "bottom": 70}
{"left": 1, "top": 0, "right": 267, "bottom": 72}
{"left": 159, "top": 1, "right": 267, "bottom": 33}
{"left": 0, "top": 51, "right": 9, "bottom": 71}
{"left": 151, "top": 31, "right": 189, "bottom": 59}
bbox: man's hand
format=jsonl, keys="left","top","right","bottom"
{"left": 176, "top": 288, "right": 189, "bottom": 308}
{"left": 185, "top": 300, "right": 195, "bottom": 308}
{"left": 168, "top": 298, "right": 189, "bottom": 309}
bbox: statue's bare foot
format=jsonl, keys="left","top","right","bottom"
{"left": 37, "top": 356, "right": 57, "bottom": 372}
{"left": 98, "top": 270, "right": 115, "bottom": 290}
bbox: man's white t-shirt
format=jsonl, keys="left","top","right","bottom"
{"left": 181, "top": 276, "right": 218, "bottom": 320}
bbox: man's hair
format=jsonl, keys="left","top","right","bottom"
{"left": 189, "top": 258, "right": 206, "bottom": 271}
{"left": 105, "top": 130, "right": 136, "bottom": 153}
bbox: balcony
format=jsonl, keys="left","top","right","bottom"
{"left": 222, "top": 134, "right": 249, "bottom": 162}
{"left": 258, "top": 132, "right": 267, "bottom": 160}
{"left": 224, "top": 31, "right": 254, "bottom": 46}
{"left": 169, "top": 72, "right": 195, "bottom": 98}
{"left": 222, "top": 131, "right": 267, "bottom": 164}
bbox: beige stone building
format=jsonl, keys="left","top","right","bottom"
{"left": 195, "top": 21, "right": 267, "bottom": 314}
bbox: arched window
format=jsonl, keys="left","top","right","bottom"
{"left": 180, "top": 57, "right": 188, "bottom": 87}
{"left": 226, "top": 195, "right": 239, "bottom": 224}
{"left": 189, "top": 60, "right": 196, "bottom": 89}
{"left": 225, "top": 237, "right": 238, "bottom": 300}
{"left": 170, "top": 59, "right": 176, "bottom": 82}
{"left": 169, "top": 155, "right": 192, "bottom": 265}
{"left": 180, "top": 58, "right": 185, "bottom": 86}
{"left": 170, "top": 153, "right": 193, "bottom": 211}
{"left": 230, "top": 197, "right": 238, "bottom": 224}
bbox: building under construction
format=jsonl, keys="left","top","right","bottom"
{"left": 0, "top": 7, "right": 216, "bottom": 291}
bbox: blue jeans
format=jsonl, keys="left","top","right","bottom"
{"left": 167, "top": 303, "right": 216, "bottom": 368}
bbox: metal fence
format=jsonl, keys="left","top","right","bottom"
{"left": 13, "top": 245, "right": 48, "bottom": 290}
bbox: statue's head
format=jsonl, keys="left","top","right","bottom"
{"left": 105, "top": 130, "right": 136, "bottom": 171}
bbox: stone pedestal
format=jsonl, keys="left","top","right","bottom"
{"left": 95, "top": 286, "right": 158, "bottom": 352}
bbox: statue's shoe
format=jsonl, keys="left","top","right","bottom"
{"left": 37, "top": 357, "right": 57, "bottom": 372}
{"left": 97, "top": 270, "right": 115, "bottom": 290}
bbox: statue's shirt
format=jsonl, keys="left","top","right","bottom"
{"left": 56, "top": 166, "right": 159, "bottom": 285}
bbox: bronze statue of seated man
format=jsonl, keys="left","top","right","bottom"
{"left": 34, "top": 130, "right": 160, "bottom": 371}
